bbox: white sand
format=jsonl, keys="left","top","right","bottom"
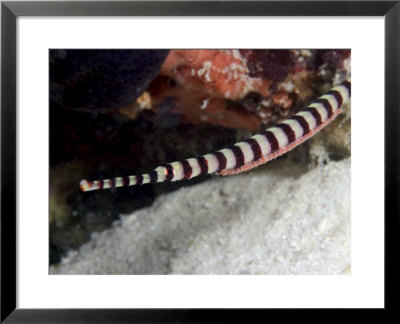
{"left": 51, "top": 156, "right": 350, "bottom": 275}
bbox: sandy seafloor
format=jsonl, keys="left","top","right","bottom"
{"left": 50, "top": 155, "right": 351, "bottom": 275}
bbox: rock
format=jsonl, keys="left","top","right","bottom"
{"left": 50, "top": 157, "right": 351, "bottom": 275}
{"left": 50, "top": 50, "right": 169, "bottom": 112}
{"left": 143, "top": 49, "right": 351, "bottom": 131}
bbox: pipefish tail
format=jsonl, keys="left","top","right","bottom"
{"left": 80, "top": 80, "right": 351, "bottom": 192}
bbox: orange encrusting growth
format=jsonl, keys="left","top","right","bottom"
{"left": 160, "top": 49, "right": 271, "bottom": 100}
{"left": 148, "top": 50, "right": 272, "bottom": 131}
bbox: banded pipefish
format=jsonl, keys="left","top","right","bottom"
{"left": 80, "top": 80, "right": 351, "bottom": 192}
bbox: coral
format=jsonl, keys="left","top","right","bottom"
{"left": 146, "top": 50, "right": 271, "bottom": 130}
{"left": 160, "top": 49, "right": 271, "bottom": 100}
{"left": 134, "top": 49, "right": 350, "bottom": 131}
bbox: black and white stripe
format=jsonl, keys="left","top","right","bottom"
{"left": 80, "top": 80, "right": 351, "bottom": 191}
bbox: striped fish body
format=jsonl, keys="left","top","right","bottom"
{"left": 80, "top": 81, "right": 351, "bottom": 192}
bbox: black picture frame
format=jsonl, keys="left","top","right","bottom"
{"left": 1, "top": 1, "right": 398, "bottom": 322}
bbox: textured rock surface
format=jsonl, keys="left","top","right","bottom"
{"left": 51, "top": 156, "right": 351, "bottom": 275}
{"left": 145, "top": 49, "right": 351, "bottom": 131}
